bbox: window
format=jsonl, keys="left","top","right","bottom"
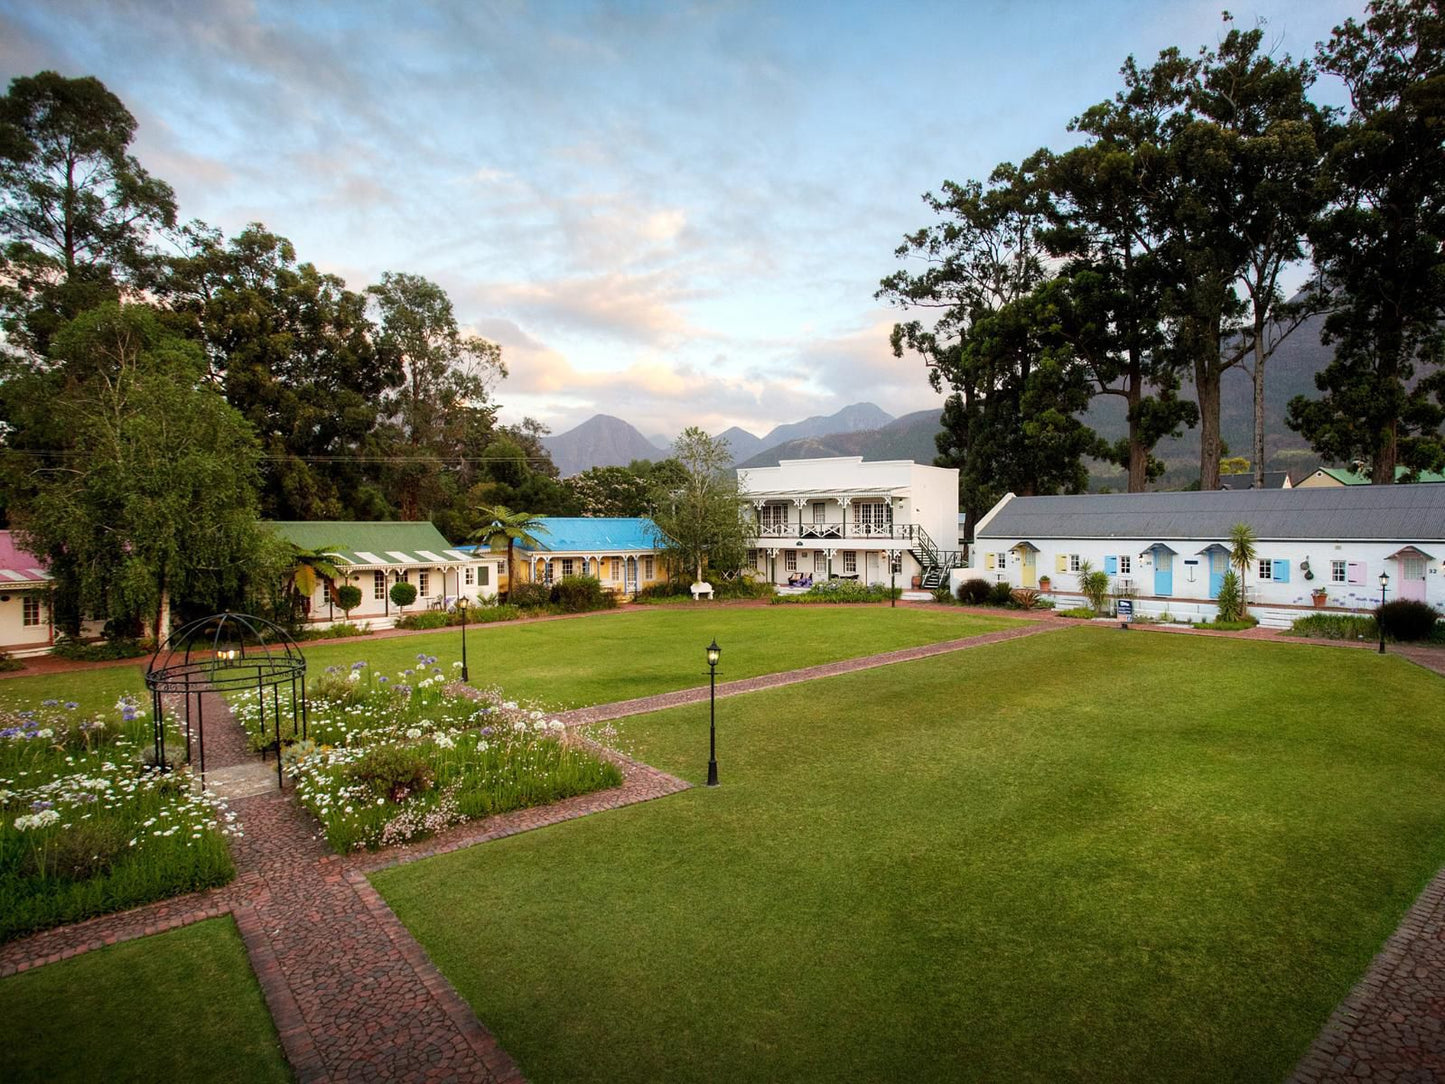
{"left": 22, "top": 595, "right": 41, "bottom": 627}
{"left": 1331, "top": 560, "right": 1347, "bottom": 583}
{"left": 843, "top": 551, "right": 857, "bottom": 573}
{"left": 478, "top": 566, "right": 490, "bottom": 586}
{"left": 1118, "top": 555, "right": 1131, "bottom": 576}
{"left": 418, "top": 571, "right": 430, "bottom": 596}
{"left": 814, "top": 551, "right": 826, "bottom": 573}
{"left": 644, "top": 556, "right": 654, "bottom": 580}
{"left": 759, "top": 503, "right": 789, "bottom": 529}
{"left": 561, "top": 558, "right": 575, "bottom": 577}
{"left": 464, "top": 566, "right": 474, "bottom": 586}
{"left": 1068, "top": 554, "right": 1081, "bottom": 573}
{"left": 852, "top": 501, "right": 890, "bottom": 533}
{"left": 373, "top": 571, "right": 386, "bottom": 600}
{"left": 812, "top": 503, "right": 826, "bottom": 524}
{"left": 1257, "top": 559, "right": 1272, "bottom": 581}
{"left": 611, "top": 558, "right": 622, "bottom": 581}
{"left": 785, "top": 551, "right": 797, "bottom": 571}
{"left": 399, "top": 570, "right": 409, "bottom": 583}
{"left": 890, "top": 552, "right": 903, "bottom": 574}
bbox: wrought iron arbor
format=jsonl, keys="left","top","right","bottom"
{"left": 144, "top": 612, "right": 308, "bottom": 789}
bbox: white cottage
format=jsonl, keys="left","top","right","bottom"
{"left": 737, "top": 457, "right": 962, "bottom": 589}
{"left": 0, "top": 532, "right": 53, "bottom": 655}
{"left": 969, "top": 486, "right": 1445, "bottom": 626}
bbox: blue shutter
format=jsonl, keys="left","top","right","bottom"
{"left": 1105, "top": 556, "right": 1118, "bottom": 574}
{"left": 1273, "top": 559, "right": 1290, "bottom": 583}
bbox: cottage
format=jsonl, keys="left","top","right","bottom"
{"left": 267, "top": 521, "right": 503, "bottom": 629}
{"left": 461, "top": 517, "right": 666, "bottom": 598}
{"left": 1296, "top": 466, "right": 1445, "bottom": 487}
{"left": 737, "top": 457, "right": 963, "bottom": 589}
{"left": 969, "top": 486, "right": 1445, "bottom": 626}
{"left": 0, "top": 532, "right": 54, "bottom": 655}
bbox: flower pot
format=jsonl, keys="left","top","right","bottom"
{"left": 1311, "top": 593, "right": 1328, "bottom": 609}
{"left": 911, "top": 576, "right": 922, "bottom": 589}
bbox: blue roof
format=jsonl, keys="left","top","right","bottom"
{"left": 458, "top": 517, "right": 661, "bottom": 554}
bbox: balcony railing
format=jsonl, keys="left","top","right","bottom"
{"left": 752, "top": 523, "right": 919, "bottom": 541}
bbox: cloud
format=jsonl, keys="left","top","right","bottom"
{"left": 470, "top": 270, "right": 705, "bottom": 347}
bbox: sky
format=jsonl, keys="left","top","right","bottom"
{"left": 0, "top": 0, "right": 1363, "bottom": 443}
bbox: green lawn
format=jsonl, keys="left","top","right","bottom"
{"left": 375, "top": 628, "right": 1445, "bottom": 1083}
{"left": 0, "top": 665, "right": 145, "bottom": 712}
{"left": 302, "top": 605, "right": 1017, "bottom": 708}
{"left": 0, "top": 916, "right": 291, "bottom": 1083}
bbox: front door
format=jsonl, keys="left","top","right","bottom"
{"left": 1020, "top": 549, "right": 1037, "bottom": 588}
{"left": 1154, "top": 551, "right": 1173, "bottom": 597}
{"left": 1400, "top": 555, "right": 1427, "bottom": 602}
{"left": 1208, "top": 551, "right": 1227, "bottom": 599}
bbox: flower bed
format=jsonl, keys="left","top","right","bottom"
{"left": 234, "top": 655, "right": 623, "bottom": 852}
{"left": 0, "top": 697, "right": 238, "bottom": 942}
{"left": 771, "top": 580, "right": 901, "bottom": 604}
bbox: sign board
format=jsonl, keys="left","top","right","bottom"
{"left": 1116, "top": 599, "right": 1134, "bottom": 620}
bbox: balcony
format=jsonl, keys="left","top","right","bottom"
{"left": 751, "top": 523, "right": 919, "bottom": 542}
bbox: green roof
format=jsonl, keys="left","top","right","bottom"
{"left": 266, "top": 521, "right": 480, "bottom": 568}
{"left": 1317, "top": 466, "right": 1445, "bottom": 485}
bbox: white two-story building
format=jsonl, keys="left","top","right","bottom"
{"left": 737, "top": 457, "right": 962, "bottom": 589}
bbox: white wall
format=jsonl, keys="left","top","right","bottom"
{"left": 301, "top": 560, "right": 503, "bottom": 628}
{"left": 0, "top": 590, "right": 49, "bottom": 652}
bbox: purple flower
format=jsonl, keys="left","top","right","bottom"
{"left": 64, "top": 702, "right": 79, "bottom": 710}
{"left": 351, "top": 661, "right": 366, "bottom": 670}
{"left": 30, "top": 800, "right": 53, "bottom": 812}
{"left": 376, "top": 676, "right": 389, "bottom": 685}
{"left": 480, "top": 726, "right": 494, "bottom": 737}
{"left": 41, "top": 699, "right": 58, "bottom": 707}
{"left": 416, "top": 652, "right": 428, "bottom": 662}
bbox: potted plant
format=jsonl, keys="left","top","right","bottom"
{"left": 1310, "top": 587, "right": 1329, "bottom": 609}
{"left": 1038, "top": 575, "right": 1052, "bottom": 593}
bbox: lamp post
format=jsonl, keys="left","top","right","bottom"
{"left": 458, "top": 597, "right": 470, "bottom": 681}
{"left": 1378, "top": 571, "right": 1389, "bottom": 654}
{"left": 890, "top": 553, "right": 896, "bottom": 608}
{"left": 706, "top": 639, "right": 720, "bottom": 787}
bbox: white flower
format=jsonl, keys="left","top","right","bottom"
{"left": 14, "top": 809, "right": 60, "bottom": 831}
{"left": 512, "top": 721, "right": 527, "bottom": 732}
{"left": 405, "top": 727, "right": 422, "bottom": 740}
{"left": 35, "top": 728, "right": 53, "bottom": 740}
{"left": 548, "top": 720, "right": 565, "bottom": 733}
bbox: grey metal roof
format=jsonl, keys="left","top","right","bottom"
{"left": 977, "top": 486, "right": 1445, "bottom": 543}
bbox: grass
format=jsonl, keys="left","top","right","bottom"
{"left": 300, "top": 606, "right": 1016, "bottom": 708}
{"left": 0, "top": 667, "right": 146, "bottom": 711}
{"left": 375, "top": 627, "right": 1445, "bottom": 1083}
{"left": 0, "top": 915, "right": 291, "bottom": 1083}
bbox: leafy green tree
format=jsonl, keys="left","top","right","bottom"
{"left": 1228, "top": 522, "right": 1259, "bottom": 615}
{"left": 0, "top": 71, "right": 176, "bottom": 356}
{"left": 335, "top": 583, "right": 362, "bottom": 619}
{"left": 469, "top": 505, "right": 548, "bottom": 599}
{"left": 649, "top": 428, "right": 750, "bottom": 583}
{"left": 1288, "top": 0, "right": 1445, "bottom": 482}
{"left": 15, "top": 303, "right": 263, "bottom": 642}
{"left": 389, "top": 580, "right": 417, "bottom": 611}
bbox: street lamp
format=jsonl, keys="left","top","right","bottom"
{"left": 706, "top": 639, "right": 720, "bottom": 787}
{"left": 1378, "top": 571, "right": 1389, "bottom": 654}
{"left": 457, "top": 597, "right": 470, "bottom": 681}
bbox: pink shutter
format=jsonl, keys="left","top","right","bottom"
{"left": 1347, "top": 562, "right": 1366, "bottom": 585}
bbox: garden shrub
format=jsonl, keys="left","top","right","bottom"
{"left": 771, "top": 580, "right": 900, "bottom": 604}
{"left": 389, "top": 581, "right": 418, "bottom": 609}
{"left": 552, "top": 575, "right": 617, "bottom": 613}
{"left": 51, "top": 636, "right": 151, "bottom": 662}
{"left": 1010, "top": 588, "right": 1041, "bottom": 610}
{"left": 509, "top": 581, "right": 553, "bottom": 609}
{"left": 1285, "top": 613, "right": 1378, "bottom": 641}
{"left": 713, "top": 577, "right": 775, "bottom": 600}
{"left": 1193, "top": 617, "right": 1259, "bottom": 631}
{"left": 957, "top": 578, "right": 992, "bottom": 605}
{"left": 0, "top": 651, "right": 21, "bottom": 673}
{"left": 348, "top": 744, "right": 435, "bottom": 804}
{"left": 1080, "top": 570, "right": 1112, "bottom": 615}
{"left": 635, "top": 581, "right": 690, "bottom": 602}
{"left": 1214, "top": 570, "right": 1244, "bottom": 623}
{"left": 395, "top": 611, "right": 450, "bottom": 630}
{"left": 1375, "top": 600, "right": 1442, "bottom": 642}
{"left": 299, "top": 622, "right": 370, "bottom": 640}
{"left": 1057, "top": 607, "right": 1097, "bottom": 619}
{"left": 987, "top": 581, "right": 1015, "bottom": 607}
{"left": 931, "top": 585, "right": 954, "bottom": 603}
{"left": 23, "top": 817, "right": 129, "bottom": 881}
{"left": 471, "top": 604, "right": 523, "bottom": 624}
{"left": 335, "top": 584, "right": 362, "bottom": 614}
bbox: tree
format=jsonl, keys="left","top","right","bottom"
{"left": 368, "top": 272, "right": 505, "bottom": 520}
{"left": 389, "top": 580, "right": 417, "bottom": 612}
{"left": 469, "top": 505, "right": 548, "bottom": 600}
{"left": 1228, "top": 522, "right": 1259, "bottom": 615}
{"left": 0, "top": 72, "right": 177, "bottom": 356}
{"left": 335, "top": 583, "right": 362, "bottom": 620}
{"left": 1288, "top": 0, "right": 1445, "bottom": 482}
{"left": 286, "top": 543, "right": 341, "bottom": 619}
{"left": 15, "top": 303, "right": 263, "bottom": 642}
{"left": 648, "top": 428, "right": 751, "bottom": 583}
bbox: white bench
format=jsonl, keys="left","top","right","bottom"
{"left": 690, "top": 581, "right": 714, "bottom": 601}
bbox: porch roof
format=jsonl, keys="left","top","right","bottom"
{"left": 0, "top": 531, "right": 51, "bottom": 584}
{"left": 745, "top": 486, "right": 908, "bottom": 501}
{"left": 267, "top": 521, "right": 476, "bottom": 568}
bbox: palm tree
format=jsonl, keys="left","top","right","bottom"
{"left": 1227, "top": 522, "right": 1258, "bottom": 615}
{"left": 286, "top": 544, "right": 342, "bottom": 622}
{"left": 470, "top": 505, "right": 548, "bottom": 600}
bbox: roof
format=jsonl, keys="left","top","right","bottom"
{"left": 1311, "top": 466, "right": 1445, "bottom": 485}
{"left": 1218, "top": 471, "right": 1292, "bottom": 490}
{"left": 0, "top": 531, "right": 50, "bottom": 585}
{"left": 459, "top": 516, "right": 661, "bottom": 554}
{"left": 976, "top": 486, "right": 1445, "bottom": 543}
{"left": 741, "top": 485, "right": 908, "bottom": 501}
{"left": 266, "top": 521, "right": 476, "bottom": 568}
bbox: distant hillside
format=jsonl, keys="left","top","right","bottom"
{"left": 542, "top": 414, "right": 660, "bottom": 476}
{"left": 738, "top": 409, "right": 943, "bottom": 469}
{"left": 716, "top": 426, "right": 767, "bottom": 464}
{"left": 759, "top": 402, "right": 893, "bottom": 449}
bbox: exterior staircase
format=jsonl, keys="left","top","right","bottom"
{"left": 909, "top": 526, "right": 966, "bottom": 590}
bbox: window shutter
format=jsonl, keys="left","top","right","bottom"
{"left": 985, "top": 553, "right": 995, "bottom": 570}
{"left": 1056, "top": 554, "right": 1068, "bottom": 573}
{"left": 1105, "top": 556, "right": 1118, "bottom": 575}
{"left": 1347, "top": 562, "right": 1366, "bottom": 585}
{"left": 1273, "top": 559, "right": 1290, "bottom": 583}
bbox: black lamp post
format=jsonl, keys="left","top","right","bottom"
{"left": 890, "top": 553, "right": 896, "bottom": 608}
{"left": 458, "top": 597, "right": 470, "bottom": 681}
{"left": 706, "top": 638, "right": 720, "bottom": 787}
{"left": 1378, "top": 571, "right": 1389, "bottom": 654}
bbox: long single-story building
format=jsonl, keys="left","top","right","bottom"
{"left": 968, "top": 486, "right": 1445, "bottom": 626}
{"left": 458, "top": 517, "right": 667, "bottom": 598}
{"left": 0, "top": 532, "right": 55, "bottom": 655}
{"left": 268, "top": 521, "right": 504, "bottom": 629}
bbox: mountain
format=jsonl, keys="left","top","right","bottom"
{"left": 759, "top": 402, "right": 894, "bottom": 448}
{"left": 737, "top": 409, "right": 943, "bottom": 469}
{"left": 648, "top": 433, "right": 673, "bottom": 452}
{"left": 542, "top": 414, "right": 661, "bottom": 477}
{"left": 716, "top": 426, "right": 766, "bottom": 464}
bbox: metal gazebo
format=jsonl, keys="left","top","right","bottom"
{"left": 144, "top": 612, "right": 308, "bottom": 789}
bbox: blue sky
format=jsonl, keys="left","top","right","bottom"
{"left": 1, "top": 0, "right": 1361, "bottom": 441}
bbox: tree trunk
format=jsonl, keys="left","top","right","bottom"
{"left": 154, "top": 580, "right": 170, "bottom": 645}
{"left": 1252, "top": 318, "right": 1267, "bottom": 488}
{"left": 1126, "top": 364, "right": 1147, "bottom": 492}
{"left": 1195, "top": 356, "right": 1223, "bottom": 492}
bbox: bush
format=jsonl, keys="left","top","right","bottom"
{"left": 552, "top": 575, "right": 617, "bottom": 613}
{"left": 713, "top": 577, "right": 775, "bottom": 600}
{"left": 957, "top": 578, "right": 992, "bottom": 605}
{"left": 1214, "top": 570, "right": 1244, "bottom": 623}
{"left": 634, "top": 581, "right": 691, "bottom": 602}
{"left": 51, "top": 636, "right": 151, "bottom": 662}
{"left": 1010, "top": 588, "right": 1041, "bottom": 610}
{"left": 1057, "top": 607, "right": 1097, "bottom": 620}
{"left": 0, "top": 651, "right": 21, "bottom": 673}
{"left": 389, "top": 581, "right": 418, "bottom": 609}
{"left": 298, "top": 622, "right": 370, "bottom": 641}
{"left": 1285, "top": 613, "right": 1378, "bottom": 641}
{"left": 1193, "top": 617, "right": 1259, "bottom": 631}
{"left": 1080, "top": 570, "right": 1112, "bottom": 615}
{"left": 335, "top": 584, "right": 362, "bottom": 614}
{"left": 931, "top": 584, "right": 955, "bottom": 603}
{"left": 987, "top": 581, "right": 1015, "bottom": 607}
{"left": 395, "top": 611, "right": 450, "bottom": 630}
{"left": 347, "top": 744, "right": 435, "bottom": 804}
{"left": 771, "top": 580, "right": 901, "bottom": 604}
{"left": 1376, "top": 599, "right": 1442, "bottom": 643}
{"left": 508, "top": 581, "right": 553, "bottom": 609}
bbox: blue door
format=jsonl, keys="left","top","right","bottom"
{"left": 1208, "top": 551, "right": 1226, "bottom": 599}
{"left": 1154, "top": 551, "right": 1173, "bottom": 596}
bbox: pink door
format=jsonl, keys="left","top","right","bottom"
{"left": 1399, "top": 555, "right": 1427, "bottom": 602}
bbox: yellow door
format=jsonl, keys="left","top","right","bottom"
{"left": 1020, "top": 549, "right": 1036, "bottom": 588}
